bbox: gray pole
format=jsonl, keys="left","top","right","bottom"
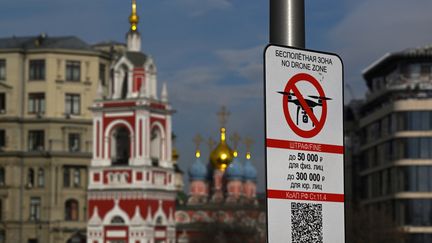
{"left": 270, "top": 0, "right": 305, "bottom": 48}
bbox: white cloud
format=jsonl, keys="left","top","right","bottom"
{"left": 165, "top": 46, "right": 264, "bottom": 107}
{"left": 326, "top": 0, "right": 432, "bottom": 99}
{"left": 216, "top": 45, "right": 263, "bottom": 83}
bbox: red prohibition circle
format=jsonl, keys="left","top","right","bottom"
{"left": 282, "top": 73, "right": 327, "bottom": 138}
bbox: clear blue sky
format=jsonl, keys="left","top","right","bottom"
{"left": 2, "top": 0, "right": 432, "bottom": 191}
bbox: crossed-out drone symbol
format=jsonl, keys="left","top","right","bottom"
{"left": 277, "top": 91, "right": 332, "bottom": 126}
{"left": 278, "top": 73, "right": 332, "bottom": 138}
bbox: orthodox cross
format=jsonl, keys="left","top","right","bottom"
{"left": 230, "top": 132, "right": 241, "bottom": 150}
{"left": 207, "top": 137, "right": 216, "bottom": 151}
{"left": 217, "top": 106, "right": 230, "bottom": 128}
{"left": 244, "top": 137, "right": 254, "bottom": 152}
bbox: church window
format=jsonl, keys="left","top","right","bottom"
{"left": 65, "top": 199, "right": 79, "bottom": 221}
{"left": 150, "top": 126, "right": 163, "bottom": 164}
{"left": 111, "top": 126, "right": 130, "bottom": 166}
{"left": 155, "top": 216, "right": 163, "bottom": 225}
{"left": 121, "top": 67, "right": 129, "bottom": 99}
{"left": 111, "top": 216, "right": 125, "bottom": 224}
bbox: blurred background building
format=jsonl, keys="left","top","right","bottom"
{"left": 175, "top": 106, "right": 266, "bottom": 243}
{"left": 347, "top": 45, "right": 432, "bottom": 243}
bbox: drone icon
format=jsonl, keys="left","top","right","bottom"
{"left": 278, "top": 91, "right": 332, "bottom": 126}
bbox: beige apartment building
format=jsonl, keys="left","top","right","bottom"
{"left": 0, "top": 34, "right": 116, "bottom": 243}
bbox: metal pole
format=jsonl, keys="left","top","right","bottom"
{"left": 270, "top": 0, "right": 305, "bottom": 48}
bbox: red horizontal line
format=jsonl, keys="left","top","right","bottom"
{"left": 267, "top": 189, "right": 344, "bottom": 203}
{"left": 266, "top": 138, "right": 344, "bottom": 154}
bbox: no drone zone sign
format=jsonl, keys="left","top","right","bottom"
{"left": 264, "top": 45, "right": 344, "bottom": 243}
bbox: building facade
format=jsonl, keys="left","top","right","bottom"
{"left": 86, "top": 1, "right": 177, "bottom": 243}
{"left": 0, "top": 34, "right": 111, "bottom": 242}
{"left": 355, "top": 45, "right": 432, "bottom": 242}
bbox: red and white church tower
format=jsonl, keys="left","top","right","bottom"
{"left": 87, "top": 1, "right": 176, "bottom": 242}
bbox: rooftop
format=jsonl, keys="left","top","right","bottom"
{"left": 0, "top": 34, "right": 95, "bottom": 52}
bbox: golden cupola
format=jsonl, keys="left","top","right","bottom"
{"left": 129, "top": 0, "right": 139, "bottom": 32}
{"left": 209, "top": 127, "right": 234, "bottom": 171}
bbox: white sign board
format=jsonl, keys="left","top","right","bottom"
{"left": 264, "top": 45, "right": 344, "bottom": 243}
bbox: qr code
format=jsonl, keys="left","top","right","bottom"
{"left": 291, "top": 202, "right": 323, "bottom": 243}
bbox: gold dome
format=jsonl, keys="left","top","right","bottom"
{"left": 209, "top": 128, "right": 234, "bottom": 171}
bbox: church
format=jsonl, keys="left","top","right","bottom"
{"left": 175, "top": 107, "right": 266, "bottom": 243}
{"left": 86, "top": 1, "right": 177, "bottom": 242}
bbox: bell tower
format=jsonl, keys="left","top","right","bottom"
{"left": 87, "top": 1, "right": 176, "bottom": 242}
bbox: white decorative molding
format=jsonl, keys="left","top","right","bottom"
{"left": 102, "top": 199, "right": 130, "bottom": 225}
{"left": 105, "top": 112, "right": 134, "bottom": 117}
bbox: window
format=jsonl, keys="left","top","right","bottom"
{"left": 0, "top": 167, "right": 4, "bottom": 186}
{"left": 65, "top": 199, "right": 79, "bottom": 221}
{"left": 73, "top": 168, "right": 81, "bottom": 187}
{"left": 0, "top": 59, "right": 5, "bottom": 80}
{"left": 111, "top": 127, "right": 130, "bottom": 166}
{"left": 66, "top": 61, "right": 80, "bottom": 81}
{"left": 37, "top": 168, "right": 44, "bottom": 187}
{"left": 27, "top": 168, "right": 35, "bottom": 187}
{"left": 68, "top": 133, "right": 81, "bottom": 152}
{"left": 28, "top": 93, "right": 45, "bottom": 114}
{"left": 0, "top": 229, "right": 4, "bottom": 243}
{"left": 111, "top": 216, "right": 125, "bottom": 224}
{"left": 0, "top": 93, "right": 5, "bottom": 113}
{"left": 63, "top": 167, "right": 70, "bottom": 187}
{"left": 29, "top": 60, "right": 45, "bottom": 80}
{"left": 0, "top": 200, "right": 2, "bottom": 220}
{"left": 421, "top": 65, "right": 430, "bottom": 77}
{"left": 28, "top": 130, "right": 44, "bottom": 151}
{"left": 99, "top": 63, "right": 106, "bottom": 86}
{"left": 0, "top": 130, "right": 5, "bottom": 148}
{"left": 29, "top": 197, "right": 41, "bottom": 221}
{"left": 150, "top": 127, "right": 162, "bottom": 163}
{"left": 65, "top": 94, "right": 80, "bottom": 115}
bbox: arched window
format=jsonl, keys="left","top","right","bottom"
{"left": 37, "top": 168, "right": 44, "bottom": 187}
{"left": 111, "top": 126, "right": 130, "bottom": 166}
{"left": 121, "top": 66, "right": 128, "bottom": 99}
{"left": 111, "top": 216, "right": 125, "bottom": 224}
{"left": 155, "top": 216, "right": 163, "bottom": 225}
{"left": 0, "top": 167, "right": 5, "bottom": 186}
{"left": 28, "top": 168, "right": 34, "bottom": 187}
{"left": 65, "top": 199, "right": 79, "bottom": 221}
{"left": 150, "top": 126, "right": 163, "bottom": 164}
